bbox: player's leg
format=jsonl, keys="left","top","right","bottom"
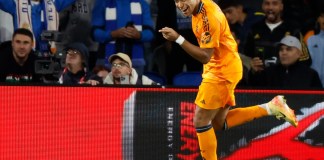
{"left": 210, "top": 102, "right": 267, "bottom": 131}
{"left": 216, "top": 95, "right": 298, "bottom": 130}
{"left": 211, "top": 105, "right": 231, "bottom": 131}
{"left": 208, "top": 73, "right": 268, "bottom": 130}
{"left": 194, "top": 106, "right": 219, "bottom": 160}
{"left": 194, "top": 80, "right": 232, "bottom": 159}
{"left": 218, "top": 105, "right": 269, "bottom": 130}
{"left": 265, "top": 95, "right": 298, "bottom": 126}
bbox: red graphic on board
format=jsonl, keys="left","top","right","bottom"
{"left": 178, "top": 102, "right": 200, "bottom": 159}
{"left": 0, "top": 86, "right": 135, "bottom": 159}
{"left": 177, "top": 101, "right": 324, "bottom": 160}
{"left": 225, "top": 108, "right": 324, "bottom": 160}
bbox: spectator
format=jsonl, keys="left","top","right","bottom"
{"left": 0, "top": 0, "right": 76, "bottom": 53}
{"left": 92, "top": 65, "right": 110, "bottom": 81}
{"left": 249, "top": 35, "right": 322, "bottom": 89}
{"left": 219, "top": 0, "right": 264, "bottom": 53}
{"left": 0, "top": 28, "right": 41, "bottom": 83}
{"left": 153, "top": 0, "right": 202, "bottom": 85}
{"left": 244, "top": 0, "right": 310, "bottom": 70}
{"left": 307, "top": 9, "right": 324, "bottom": 87}
{"left": 59, "top": 0, "right": 99, "bottom": 70}
{"left": 91, "top": 0, "right": 154, "bottom": 76}
{"left": 58, "top": 42, "right": 102, "bottom": 85}
{"left": 104, "top": 53, "right": 158, "bottom": 85}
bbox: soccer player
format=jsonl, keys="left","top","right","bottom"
{"left": 159, "top": 0, "right": 298, "bottom": 159}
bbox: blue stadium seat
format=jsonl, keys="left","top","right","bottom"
{"left": 173, "top": 72, "right": 202, "bottom": 87}
{"left": 143, "top": 72, "right": 166, "bottom": 86}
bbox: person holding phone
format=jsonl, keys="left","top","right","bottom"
{"left": 244, "top": 0, "right": 311, "bottom": 71}
{"left": 91, "top": 0, "right": 155, "bottom": 76}
{"left": 249, "top": 35, "right": 322, "bottom": 89}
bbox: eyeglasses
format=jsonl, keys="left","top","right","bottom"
{"left": 67, "top": 49, "right": 81, "bottom": 55}
{"left": 111, "top": 62, "right": 129, "bottom": 68}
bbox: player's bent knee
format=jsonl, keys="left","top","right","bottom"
{"left": 212, "top": 118, "right": 225, "bottom": 131}
{"left": 193, "top": 115, "right": 211, "bottom": 127}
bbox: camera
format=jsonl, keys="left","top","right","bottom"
{"left": 40, "top": 30, "right": 63, "bottom": 42}
{"left": 34, "top": 31, "right": 65, "bottom": 81}
{"left": 35, "top": 60, "right": 55, "bottom": 74}
{"left": 34, "top": 52, "right": 64, "bottom": 75}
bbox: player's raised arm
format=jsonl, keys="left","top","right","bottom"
{"left": 159, "top": 27, "right": 213, "bottom": 64}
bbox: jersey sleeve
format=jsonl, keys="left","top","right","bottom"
{"left": 198, "top": 9, "right": 221, "bottom": 49}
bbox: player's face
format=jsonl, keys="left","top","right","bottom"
{"left": 174, "top": 0, "right": 198, "bottom": 16}
{"left": 279, "top": 45, "right": 301, "bottom": 67}
{"left": 223, "top": 6, "right": 243, "bottom": 24}
{"left": 262, "top": 0, "right": 283, "bottom": 23}
{"left": 12, "top": 34, "right": 33, "bottom": 60}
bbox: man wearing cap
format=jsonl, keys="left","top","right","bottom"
{"left": 249, "top": 35, "right": 322, "bottom": 89}
{"left": 103, "top": 52, "right": 157, "bottom": 85}
{"left": 244, "top": 0, "right": 312, "bottom": 72}
{"left": 58, "top": 42, "right": 102, "bottom": 85}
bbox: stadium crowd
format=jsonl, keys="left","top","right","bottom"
{"left": 0, "top": 0, "right": 323, "bottom": 89}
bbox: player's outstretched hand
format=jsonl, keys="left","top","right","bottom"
{"left": 158, "top": 27, "right": 180, "bottom": 42}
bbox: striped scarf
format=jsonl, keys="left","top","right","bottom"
{"left": 104, "top": 0, "right": 145, "bottom": 67}
{"left": 16, "top": 0, "right": 33, "bottom": 31}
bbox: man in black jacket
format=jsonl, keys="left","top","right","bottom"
{"left": 0, "top": 28, "right": 41, "bottom": 83}
{"left": 249, "top": 35, "right": 322, "bottom": 89}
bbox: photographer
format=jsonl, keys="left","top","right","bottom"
{"left": 248, "top": 35, "right": 322, "bottom": 89}
{"left": 0, "top": 28, "right": 41, "bottom": 83}
{"left": 58, "top": 42, "right": 102, "bottom": 85}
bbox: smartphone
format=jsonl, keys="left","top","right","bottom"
{"left": 255, "top": 47, "right": 265, "bottom": 61}
{"left": 125, "top": 21, "right": 134, "bottom": 28}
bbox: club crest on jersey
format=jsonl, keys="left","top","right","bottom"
{"left": 201, "top": 31, "right": 211, "bottom": 44}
